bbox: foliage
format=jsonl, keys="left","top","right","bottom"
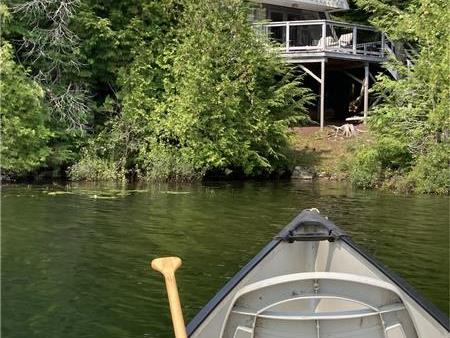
{"left": 0, "top": 42, "right": 52, "bottom": 174}
{"left": 8, "top": 0, "right": 90, "bottom": 130}
{"left": 73, "top": 0, "right": 313, "bottom": 181}
{"left": 67, "top": 148, "right": 123, "bottom": 182}
{"left": 406, "top": 143, "right": 450, "bottom": 194}
{"left": 2, "top": 0, "right": 95, "bottom": 176}
{"left": 348, "top": 146, "right": 381, "bottom": 189}
{"left": 347, "top": 0, "right": 449, "bottom": 193}
{"left": 2, "top": 0, "right": 177, "bottom": 178}
{"left": 156, "top": 0, "right": 312, "bottom": 176}
{"left": 73, "top": 0, "right": 179, "bottom": 116}
{"left": 68, "top": 0, "right": 181, "bottom": 180}
{"left": 5, "top": 0, "right": 446, "bottom": 192}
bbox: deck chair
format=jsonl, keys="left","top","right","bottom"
{"left": 338, "top": 32, "right": 353, "bottom": 47}
{"left": 317, "top": 36, "right": 337, "bottom": 48}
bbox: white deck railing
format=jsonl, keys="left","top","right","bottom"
{"left": 256, "top": 20, "right": 385, "bottom": 58}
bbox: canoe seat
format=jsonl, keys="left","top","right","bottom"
{"left": 220, "top": 272, "right": 418, "bottom": 338}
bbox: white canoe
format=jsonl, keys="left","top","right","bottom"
{"left": 187, "top": 209, "right": 449, "bottom": 338}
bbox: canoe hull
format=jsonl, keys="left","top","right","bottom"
{"left": 187, "top": 210, "right": 449, "bottom": 338}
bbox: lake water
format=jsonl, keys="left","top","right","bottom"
{"left": 2, "top": 181, "right": 448, "bottom": 337}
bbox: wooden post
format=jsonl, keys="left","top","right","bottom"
{"left": 320, "top": 60, "right": 325, "bottom": 130}
{"left": 353, "top": 26, "right": 357, "bottom": 54}
{"left": 321, "top": 22, "right": 327, "bottom": 50}
{"left": 363, "top": 63, "right": 369, "bottom": 123}
{"left": 285, "top": 22, "right": 290, "bottom": 52}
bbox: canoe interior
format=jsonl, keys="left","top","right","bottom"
{"left": 188, "top": 210, "right": 449, "bottom": 338}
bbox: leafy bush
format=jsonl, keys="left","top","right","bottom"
{"left": 71, "top": 0, "right": 313, "bottom": 181}
{"left": 68, "top": 152, "right": 123, "bottom": 182}
{"left": 154, "top": 0, "right": 312, "bottom": 176}
{"left": 347, "top": 0, "right": 449, "bottom": 193}
{"left": 0, "top": 42, "right": 52, "bottom": 175}
{"left": 406, "top": 143, "right": 450, "bottom": 194}
{"left": 136, "top": 145, "right": 203, "bottom": 182}
{"left": 376, "top": 137, "right": 411, "bottom": 170}
{"left": 349, "top": 147, "right": 381, "bottom": 189}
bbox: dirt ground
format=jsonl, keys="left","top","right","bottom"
{"left": 290, "top": 124, "right": 370, "bottom": 178}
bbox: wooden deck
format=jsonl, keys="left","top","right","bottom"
{"left": 255, "top": 19, "right": 388, "bottom": 130}
{"left": 257, "top": 19, "right": 386, "bottom": 63}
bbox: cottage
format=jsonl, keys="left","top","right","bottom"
{"left": 251, "top": 0, "right": 399, "bottom": 129}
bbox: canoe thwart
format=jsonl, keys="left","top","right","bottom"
{"left": 276, "top": 231, "right": 341, "bottom": 242}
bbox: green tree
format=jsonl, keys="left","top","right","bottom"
{"left": 0, "top": 42, "right": 52, "bottom": 175}
{"left": 4, "top": 0, "right": 95, "bottom": 173}
{"left": 69, "top": 0, "right": 181, "bottom": 181}
{"left": 349, "top": 0, "right": 449, "bottom": 193}
{"left": 9, "top": 0, "right": 90, "bottom": 130}
{"left": 155, "top": 0, "right": 312, "bottom": 176}
{"left": 73, "top": 0, "right": 178, "bottom": 123}
{"left": 70, "top": 0, "right": 313, "bottom": 181}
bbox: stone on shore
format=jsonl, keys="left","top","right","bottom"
{"left": 292, "top": 166, "right": 316, "bottom": 180}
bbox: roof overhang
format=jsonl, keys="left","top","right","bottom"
{"left": 257, "top": 0, "right": 349, "bottom": 12}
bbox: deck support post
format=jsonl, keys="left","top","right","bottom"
{"left": 321, "top": 23, "right": 327, "bottom": 50}
{"left": 285, "top": 22, "right": 290, "bottom": 52}
{"left": 320, "top": 60, "right": 326, "bottom": 130}
{"left": 363, "top": 63, "right": 369, "bottom": 123}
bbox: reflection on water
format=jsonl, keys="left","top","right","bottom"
{"left": 2, "top": 181, "right": 448, "bottom": 337}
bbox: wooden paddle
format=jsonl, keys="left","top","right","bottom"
{"left": 151, "top": 257, "right": 187, "bottom": 338}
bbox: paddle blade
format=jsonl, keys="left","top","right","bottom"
{"left": 151, "top": 256, "right": 182, "bottom": 276}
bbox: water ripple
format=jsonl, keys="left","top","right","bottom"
{"left": 2, "top": 181, "right": 448, "bottom": 338}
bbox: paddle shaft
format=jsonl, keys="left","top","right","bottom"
{"left": 151, "top": 257, "right": 187, "bottom": 338}
{"left": 163, "top": 271, "right": 187, "bottom": 338}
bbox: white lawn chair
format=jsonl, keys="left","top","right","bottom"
{"left": 317, "top": 36, "right": 337, "bottom": 49}
{"left": 338, "top": 32, "right": 353, "bottom": 47}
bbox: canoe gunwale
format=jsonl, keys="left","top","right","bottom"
{"left": 186, "top": 209, "right": 449, "bottom": 336}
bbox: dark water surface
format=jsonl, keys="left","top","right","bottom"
{"left": 2, "top": 181, "right": 449, "bottom": 337}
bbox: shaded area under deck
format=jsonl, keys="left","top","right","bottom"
{"left": 292, "top": 59, "right": 383, "bottom": 127}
